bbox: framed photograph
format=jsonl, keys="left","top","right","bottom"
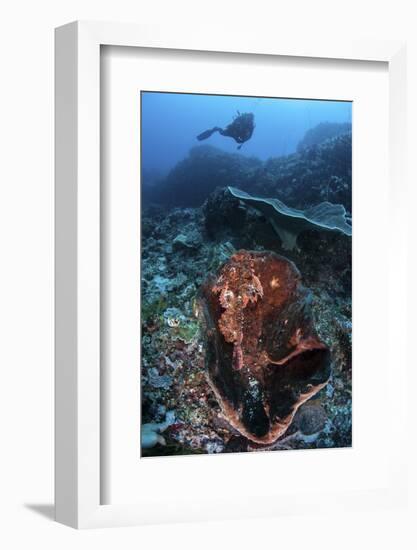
{"left": 55, "top": 21, "right": 407, "bottom": 528}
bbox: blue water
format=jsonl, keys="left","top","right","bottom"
{"left": 141, "top": 91, "right": 352, "bottom": 177}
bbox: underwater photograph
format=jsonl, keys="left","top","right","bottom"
{"left": 140, "top": 91, "right": 352, "bottom": 456}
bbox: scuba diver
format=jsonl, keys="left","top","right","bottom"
{"left": 197, "top": 111, "right": 255, "bottom": 150}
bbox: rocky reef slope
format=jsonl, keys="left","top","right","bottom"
{"left": 143, "top": 128, "right": 351, "bottom": 211}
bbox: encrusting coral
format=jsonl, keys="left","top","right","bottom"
{"left": 199, "top": 250, "right": 331, "bottom": 444}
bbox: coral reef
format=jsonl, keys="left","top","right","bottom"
{"left": 140, "top": 124, "right": 352, "bottom": 456}
{"left": 149, "top": 145, "right": 262, "bottom": 207}
{"left": 199, "top": 250, "right": 331, "bottom": 444}
{"left": 203, "top": 187, "right": 351, "bottom": 296}
{"left": 296, "top": 122, "right": 351, "bottom": 152}
{"left": 144, "top": 125, "right": 352, "bottom": 211}
{"left": 262, "top": 132, "right": 352, "bottom": 210}
{"left": 141, "top": 203, "right": 351, "bottom": 455}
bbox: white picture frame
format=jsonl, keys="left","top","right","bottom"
{"left": 55, "top": 21, "right": 407, "bottom": 529}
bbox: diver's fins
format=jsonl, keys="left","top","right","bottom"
{"left": 196, "top": 127, "right": 222, "bottom": 141}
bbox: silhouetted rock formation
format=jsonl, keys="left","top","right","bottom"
{"left": 296, "top": 121, "right": 351, "bottom": 152}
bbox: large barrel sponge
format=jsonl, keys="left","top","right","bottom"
{"left": 198, "top": 250, "right": 331, "bottom": 445}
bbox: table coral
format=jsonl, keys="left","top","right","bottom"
{"left": 227, "top": 186, "right": 352, "bottom": 251}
